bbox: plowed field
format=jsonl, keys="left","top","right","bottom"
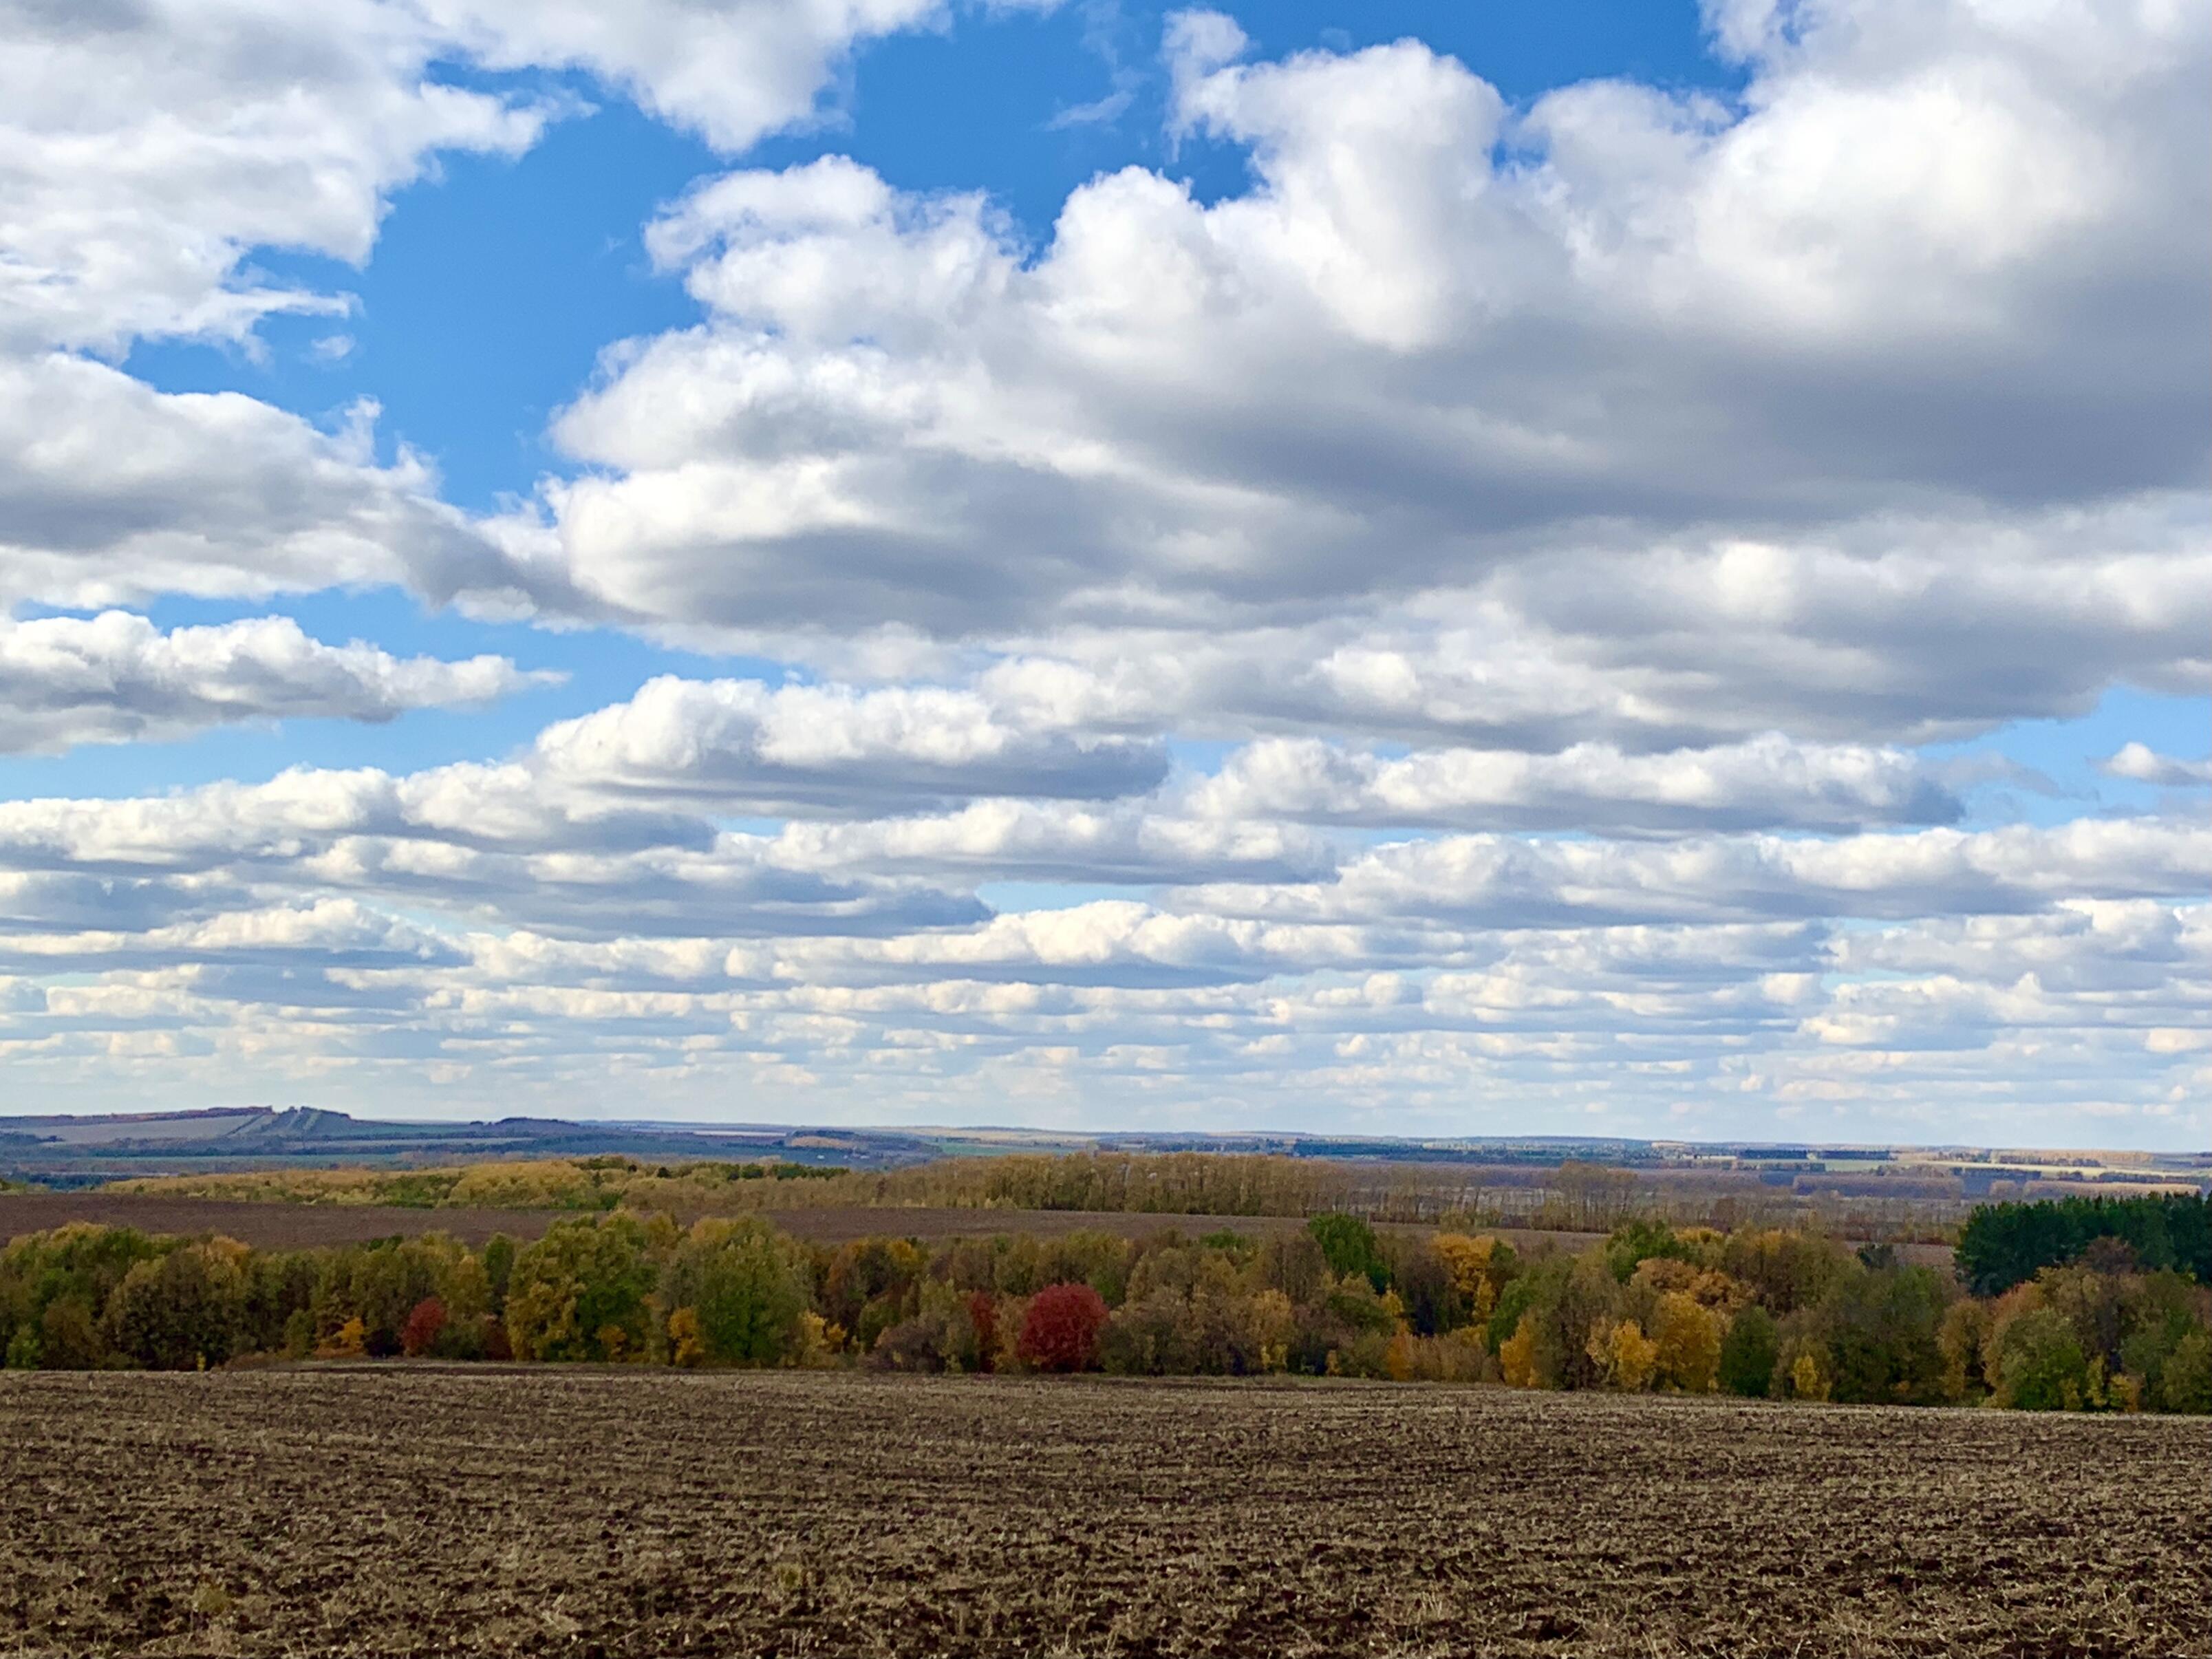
{"left": 0, "top": 1192, "right": 1956, "bottom": 1272}
{"left": 1, "top": 1369, "right": 2202, "bottom": 1657}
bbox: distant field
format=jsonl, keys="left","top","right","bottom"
{"left": 0, "top": 1190, "right": 1489, "bottom": 1250}
{"left": 0, "top": 1191, "right": 1957, "bottom": 1272}
{"left": 1, "top": 1369, "right": 2202, "bottom": 1657}
{"left": 0, "top": 1191, "right": 570, "bottom": 1250}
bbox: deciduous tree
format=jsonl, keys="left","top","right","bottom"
{"left": 1018, "top": 1282, "right": 1108, "bottom": 1373}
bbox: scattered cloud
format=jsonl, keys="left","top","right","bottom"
{"left": 0, "top": 612, "right": 554, "bottom": 753}
{"left": 2100, "top": 742, "right": 2212, "bottom": 789}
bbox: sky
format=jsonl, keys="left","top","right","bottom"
{"left": 0, "top": 0, "right": 2205, "bottom": 1146}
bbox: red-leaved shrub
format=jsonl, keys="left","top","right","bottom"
{"left": 400, "top": 1295, "right": 447, "bottom": 1358}
{"left": 1017, "top": 1283, "right": 1107, "bottom": 1373}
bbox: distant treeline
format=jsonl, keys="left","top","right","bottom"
{"left": 6, "top": 1202, "right": 2206, "bottom": 1413}
{"left": 105, "top": 1150, "right": 1959, "bottom": 1239}
{"left": 1955, "top": 1193, "right": 2212, "bottom": 1296}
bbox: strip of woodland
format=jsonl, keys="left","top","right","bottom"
{"left": 4, "top": 1193, "right": 2206, "bottom": 1413}
{"left": 103, "top": 1150, "right": 1968, "bottom": 1239}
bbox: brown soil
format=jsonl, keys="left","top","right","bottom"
{"left": 0, "top": 1191, "right": 1496, "bottom": 1251}
{"left": 0, "top": 1191, "right": 570, "bottom": 1250}
{"left": 0, "top": 1190, "right": 1955, "bottom": 1272}
{"left": 0, "top": 1369, "right": 2200, "bottom": 1658}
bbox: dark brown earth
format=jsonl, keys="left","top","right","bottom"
{"left": 0, "top": 1191, "right": 1343, "bottom": 1250}
{"left": 0, "top": 1191, "right": 1518, "bottom": 1251}
{"left": 0, "top": 1191, "right": 1955, "bottom": 1272}
{"left": 1, "top": 1368, "right": 2201, "bottom": 1658}
{"left": 0, "top": 1190, "right": 572, "bottom": 1249}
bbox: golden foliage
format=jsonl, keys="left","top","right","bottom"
{"left": 668, "top": 1307, "right": 706, "bottom": 1368}
{"left": 792, "top": 1311, "right": 838, "bottom": 1369}
{"left": 1650, "top": 1292, "right": 1723, "bottom": 1392}
{"left": 1499, "top": 1312, "right": 1540, "bottom": 1389}
{"left": 1631, "top": 1256, "right": 1749, "bottom": 1315}
{"left": 1433, "top": 1232, "right": 1512, "bottom": 1319}
{"left": 1790, "top": 1351, "right": 1830, "bottom": 1402}
{"left": 1591, "top": 1320, "right": 1660, "bottom": 1392}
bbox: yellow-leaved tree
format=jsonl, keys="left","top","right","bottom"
{"left": 1433, "top": 1232, "right": 1516, "bottom": 1320}
{"left": 1650, "top": 1292, "right": 1723, "bottom": 1392}
{"left": 667, "top": 1306, "right": 706, "bottom": 1367}
{"left": 1589, "top": 1319, "right": 1660, "bottom": 1391}
{"left": 1499, "top": 1312, "right": 1540, "bottom": 1388}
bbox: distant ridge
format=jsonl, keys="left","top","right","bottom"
{"left": 3, "top": 1106, "right": 2206, "bottom": 1192}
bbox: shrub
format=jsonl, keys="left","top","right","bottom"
{"left": 1100, "top": 1282, "right": 1272, "bottom": 1376}
{"left": 1384, "top": 1329, "right": 1493, "bottom": 1384}
{"left": 869, "top": 1314, "right": 958, "bottom": 1372}
{"left": 1018, "top": 1283, "right": 1108, "bottom": 1373}
{"left": 869, "top": 1282, "right": 988, "bottom": 1373}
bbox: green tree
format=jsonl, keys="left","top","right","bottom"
{"left": 1307, "top": 1214, "right": 1389, "bottom": 1293}
{"left": 1818, "top": 1265, "right": 1953, "bottom": 1405}
{"left": 1956, "top": 1193, "right": 2212, "bottom": 1296}
{"left": 0, "top": 1223, "right": 160, "bottom": 1369}
{"left": 2161, "top": 1331, "right": 2212, "bottom": 1413}
{"left": 1388, "top": 1239, "right": 1465, "bottom": 1336}
{"left": 482, "top": 1234, "right": 517, "bottom": 1314}
{"left": 105, "top": 1241, "right": 249, "bottom": 1370}
{"left": 1990, "top": 1308, "right": 2090, "bottom": 1411}
{"left": 1720, "top": 1228, "right": 1850, "bottom": 1315}
{"left": 1605, "top": 1219, "right": 1690, "bottom": 1284}
{"left": 663, "top": 1217, "right": 813, "bottom": 1366}
{"left": 1719, "top": 1305, "right": 1779, "bottom": 1398}
{"left": 505, "top": 1215, "right": 658, "bottom": 1362}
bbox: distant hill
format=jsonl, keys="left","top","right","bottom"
{"left": 2, "top": 1106, "right": 2206, "bottom": 1196}
{"left": 0, "top": 1106, "right": 898, "bottom": 1185}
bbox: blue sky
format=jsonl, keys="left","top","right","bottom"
{"left": 0, "top": 0, "right": 2204, "bottom": 1144}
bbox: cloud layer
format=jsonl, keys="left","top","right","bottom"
{"left": 0, "top": 0, "right": 2203, "bottom": 1142}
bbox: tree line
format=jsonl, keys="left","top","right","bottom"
{"left": 105, "top": 1156, "right": 848, "bottom": 1212}
{"left": 104, "top": 1150, "right": 1962, "bottom": 1239}
{"left": 4, "top": 1203, "right": 2206, "bottom": 1413}
{"left": 1954, "top": 1192, "right": 2211, "bottom": 1296}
